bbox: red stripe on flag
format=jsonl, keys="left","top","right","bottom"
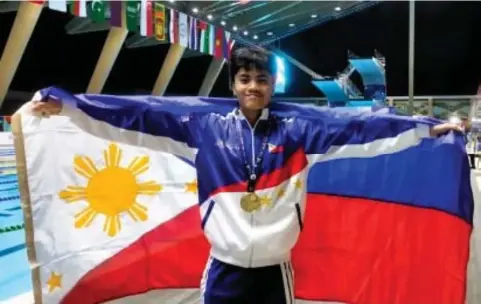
{"left": 59, "top": 181, "right": 471, "bottom": 304}
{"left": 72, "top": 0, "right": 79, "bottom": 16}
{"left": 62, "top": 205, "right": 209, "bottom": 304}
{"left": 209, "top": 147, "right": 308, "bottom": 196}
{"left": 214, "top": 27, "right": 223, "bottom": 59}
{"left": 146, "top": 1, "right": 153, "bottom": 37}
{"left": 198, "top": 21, "right": 207, "bottom": 31}
{"left": 222, "top": 31, "right": 229, "bottom": 60}
{"left": 293, "top": 194, "right": 471, "bottom": 304}
{"left": 171, "top": 10, "right": 179, "bottom": 44}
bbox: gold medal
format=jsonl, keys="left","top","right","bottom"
{"left": 240, "top": 193, "right": 261, "bottom": 213}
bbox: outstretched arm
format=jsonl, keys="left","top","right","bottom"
{"left": 299, "top": 114, "right": 463, "bottom": 163}
{"left": 430, "top": 123, "right": 464, "bottom": 136}
{"left": 28, "top": 87, "right": 205, "bottom": 161}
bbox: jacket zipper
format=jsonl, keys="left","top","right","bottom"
{"left": 247, "top": 118, "right": 260, "bottom": 267}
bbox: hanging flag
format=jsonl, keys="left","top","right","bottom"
{"left": 208, "top": 24, "right": 215, "bottom": 55}
{"left": 48, "top": 0, "right": 67, "bottom": 12}
{"left": 139, "top": 0, "right": 153, "bottom": 37}
{"left": 213, "top": 26, "right": 224, "bottom": 59}
{"left": 200, "top": 23, "right": 215, "bottom": 55}
{"left": 198, "top": 21, "right": 209, "bottom": 54}
{"left": 87, "top": 0, "right": 105, "bottom": 23}
{"left": 126, "top": 0, "right": 140, "bottom": 32}
{"left": 169, "top": 9, "right": 179, "bottom": 45}
{"left": 178, "top": 12, "right": 189, "bottom": 48}
{"left": 14, "top": 87, "right": 474, "bottom": 304}
{"left": 153, "top": 3, "right": 167, "bottom": 41}
{"left": 68, "top": 0, "right": 87, "bottom": 17}
{"left": 223, "top": 31, "right": 235, "bottom": 60}
{"left": 109, "top": 0, "right": 122, "bottom": 27}
{"left": 188, "top": 16, "right": 199, "bottom": 51}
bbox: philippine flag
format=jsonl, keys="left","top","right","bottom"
{"left": 10, "top": 87, "right": 473, "bottom": 304}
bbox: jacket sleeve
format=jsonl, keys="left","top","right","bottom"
{"left": 33, "top": 87, "right": 204, "bottom": 162}
{"left": 300, "top": 114, "right": 433, "bottom": 160}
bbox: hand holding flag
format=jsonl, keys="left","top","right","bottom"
{"left": 431, "top": 122, "right": 465, "bottom": 136}
{"left": 30, "top": 99, "right": 62, "bottom": 117}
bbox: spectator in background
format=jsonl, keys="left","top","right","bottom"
{"left": 463, "top": 118, "right": 477, "bottom": 169}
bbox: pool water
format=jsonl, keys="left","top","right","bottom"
{"left": 0, "top": 148, "right": 32, "bottom": 303}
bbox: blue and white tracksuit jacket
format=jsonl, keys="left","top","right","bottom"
{"left": 42, "top": 91, "right": 431, "bottom": 302}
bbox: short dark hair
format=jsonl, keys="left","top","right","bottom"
{"left": 229, "top": 46, "right": 277, "bottom": 85}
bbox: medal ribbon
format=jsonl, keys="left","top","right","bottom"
{"left": 235, "top": 111, "right": 271, "bottom": 193}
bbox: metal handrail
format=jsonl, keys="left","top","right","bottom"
{"left": 273, "top": 95, "right": 478, "bottom": 102}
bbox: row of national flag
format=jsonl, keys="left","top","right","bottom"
{"left": 30, "top": 0, "right": 236, "bottom": 60}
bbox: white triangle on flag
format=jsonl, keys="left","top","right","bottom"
{"left": 21, "top": 112, "right": 198, "bottom": 303}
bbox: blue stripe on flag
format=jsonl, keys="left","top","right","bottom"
{"left": 39, "top": 87, "right": 438, "bottom": 150}
{"left": 307, "top": 133, "right": 473, "bottom": 223}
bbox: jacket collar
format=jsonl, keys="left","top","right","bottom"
{"left": 234, "top": 107, "right": 270, "bottom": 121}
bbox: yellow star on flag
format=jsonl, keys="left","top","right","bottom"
{"left": 277, "top": 188, "right": 286, "bottom": 198}
{"left": 260, "top": 195, "right": 272, "bottom": 207}
{"left": 294, "top": 179, "right": 303, "bottom": 190}
{"left": 185, "top": 180, "right": 198, "bottom": 193}
{"left": 47, "top": 271, "right": 62, "bottom": 293}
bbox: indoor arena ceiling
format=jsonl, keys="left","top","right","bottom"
{"left": 0, "top": 1, "right": 380, "bottom": 52}
{"left": 169, "top": 1, "right": 380, "bottom": 46}
{"left": 1, "top": 1, "right": 479, "bottom": 115}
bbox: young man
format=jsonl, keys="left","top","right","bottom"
{"left": 31, "top": 47, "right": 462, "bottom": 303}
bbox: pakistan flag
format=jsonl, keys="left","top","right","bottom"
{"left": 88, "top": 0, "right": 106, "bottom": 23}
{"left": 126, "top": 0, "right": 141, "bottom": 32}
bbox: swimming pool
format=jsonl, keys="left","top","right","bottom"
{"left": 0, "top": 148, "right": 32, "bottom": 303}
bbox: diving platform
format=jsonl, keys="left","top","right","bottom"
{"left": 348, "top": 58, "right": 385, "bottom": 86}
{"left": 312, "top": 79, "right": 349, "bottom": 106}
{"left": 312, "top": 51, "right": 388, "bottom": 110}
{"left": 349, "top": 57, "right": 386, "bottom": 101}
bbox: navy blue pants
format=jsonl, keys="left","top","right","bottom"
{"left": 201, "top": 257, "right": 295, "bottom": 304}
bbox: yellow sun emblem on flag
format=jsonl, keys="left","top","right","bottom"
{"left": 59, "top": 143, "right": 162, "bottom": 237}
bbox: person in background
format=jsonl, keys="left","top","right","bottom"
{"left": 462, "top": 118, "right": 476, "bottom": 169}
{"left": 466, "top": 133, "right": 476, "bottom": 169}
{"left": 28, "top": 46, "right": 464, "bottom": 304}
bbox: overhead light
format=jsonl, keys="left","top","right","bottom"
{"left": 192, "top": 7, "right": 199, "bottom": 13}
{"left": 267, "top": 32, "right": 273, "bottom": 36}
{"left": 207, "top": 14, "right": 213, "bottom": 20}
{"left": 243, "top": 30, "right": 249, "bottom": 36}
{"left": 168, "top": 0, "right": 175, "bottom": 2}
{"left": 233, "top": 25, "right": 238, "bottom": 31}
{"left": 311, "top": 14, "right": 318, "bottom": 18}
{"left": 220, "top": 20, "right": 226, "bottom": 26}
{"left": 253, "top": 35, "right": 258, "bottom": 40}
{"left": 334, "top": 6, "right": 341, "bottom": 11}
{"left": 289, "top": 23, "right": 295, "bottom": 27}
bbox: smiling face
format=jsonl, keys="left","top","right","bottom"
{"left": 229, "top": 47, "right": 277, "bottom": 114}
{"left": 233, "top": 67, "right": 275, "bottom": 111}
